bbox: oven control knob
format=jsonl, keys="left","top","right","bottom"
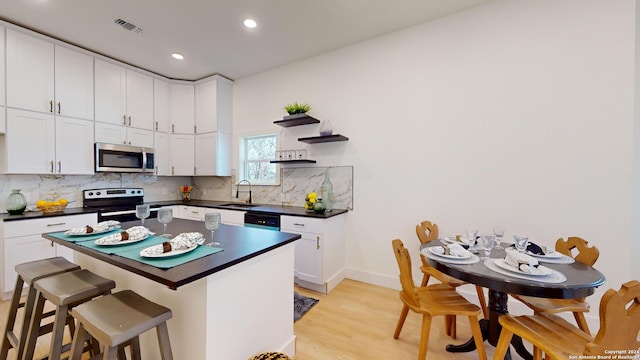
{"left": 88, "top": 192, "right": 93, "bottom": 196}
{"left": 96, "top": 192, "right": 101, "bottom": 196}
{"left": 137, "top": 190, "right": 142, "bottom": 194}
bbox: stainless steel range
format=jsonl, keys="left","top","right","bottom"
{"left": 83, "top": 187, "right": 160, "bottom": 222}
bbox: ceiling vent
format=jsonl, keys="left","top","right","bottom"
{"left": 114, "top": 18, "right": 143, "bottom": 34}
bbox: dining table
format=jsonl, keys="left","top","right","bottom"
{"left": 421, "top": 240, "right": 606, "bottom": 360}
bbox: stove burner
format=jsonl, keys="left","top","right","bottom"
{"left": 83, "top": 188, "right": 156, "bottom": 222}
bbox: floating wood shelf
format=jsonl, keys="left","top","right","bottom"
{"left": 273, "top": 114, "right": 320, "bottom": 127}
{"left": 269, "top": 159, "right": 317, "bottom": 164}
{"left": 297, "top": 134, "right": 349, "bottom": 144}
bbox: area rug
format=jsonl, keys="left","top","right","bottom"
{"left": 294, "top": 291, "right": 319, "bottom": 322}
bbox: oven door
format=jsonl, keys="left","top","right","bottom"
{"left": 95, "top": 143, "right": 154, "bottom": 173}
{"left": 98, "top": 207, "right": 161, "bottom": 222}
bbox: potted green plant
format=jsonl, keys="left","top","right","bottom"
{"left": 283, "top": 102, "right": 311, "bottom": 119}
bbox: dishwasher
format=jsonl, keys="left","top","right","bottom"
{"left": 244, "top": 212, "right": 280, "bottom": 231}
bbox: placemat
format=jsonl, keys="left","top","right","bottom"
{"left": 48, "top": 229, "right": 122, "bottom": 243}
{"left": 116, "top": 244, "right": 223, "bottom": 269}
{"left": 77, "top": 236, "right": 166, "bottom": 255}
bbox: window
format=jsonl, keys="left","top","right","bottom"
{"left": 240, "top": 134, "right": 277, "bottom": 185}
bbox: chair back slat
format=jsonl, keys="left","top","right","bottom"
{"left": 585, "top": 280, "right": 640, "bottom": 355}
{"left": 415, "top": 221, "right": 439, "bottom": 245}
{"left": 555, "top": 236, "right": 599, "bottom": 266}
{"left": 392, "top": 239, "right": 419, "bottom": 307}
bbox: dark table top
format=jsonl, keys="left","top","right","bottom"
{"left": 422, "top": 242, "right": 606, "bottom": 299}
{"left": 44, "top": 218, "right": 301, "bottom": 290}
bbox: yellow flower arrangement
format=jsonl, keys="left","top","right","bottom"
{"left": 304, "top": 191, "right": 318, "bottom": 210}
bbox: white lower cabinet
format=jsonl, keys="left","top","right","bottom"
{"left": 1, "top": 213, "right": 97, "bottom": 298}
{"left": 203, "top": 208, "right": 245, "bottom": 226}
{"left": 175, "top": 205, "right": 205, "bottom": 221}
{"left": 281, "top": 214, "right": 346, "bottom": 294}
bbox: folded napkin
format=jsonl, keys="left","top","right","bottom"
{"left": 526, "top": 242, "right": 556, "bottom": 255}
{"left": 95, "top": 226, "right": 153, "bottom": 244}
{"left": 432, "top": 243, "right": 471, "bottom": 257}
{"left": 65, "top": 220, "right": 121, "bottom": 235}
{"left": 504, "top": 249, "right": 539, "bottom": 273}
{"left": 160, "top": 232, "right": 205, "bottom": 253}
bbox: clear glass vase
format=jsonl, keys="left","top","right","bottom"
{"left": 319, "top": 120, "right": 333, "bottom": 136}
{"left": 313, "top": 198, "right": 327, "bottom": 214}
{"left": 6, "top": 189, "right": 27, "bottom": 215}
{"left": 320, "top": 170, "right": 333, "bottom": 211}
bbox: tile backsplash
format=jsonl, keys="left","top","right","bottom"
{"left": 0, "top": 166, "right": 353, "bottom": 214}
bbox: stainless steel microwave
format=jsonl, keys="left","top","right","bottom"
{"left": 95, "top": 143, "right": 154, "bottom": 173}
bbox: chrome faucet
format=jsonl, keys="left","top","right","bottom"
{"left": 236, "top": 180, "right": 252, "bottom": 204}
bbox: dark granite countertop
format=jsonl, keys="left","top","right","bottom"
{"left": 44, "top": 218, "right": 301, "bottom": 289}
{"left": 1, "top": 200, "right": 348, "bottom": 222}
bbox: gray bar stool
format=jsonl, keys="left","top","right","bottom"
{"left": 69, "top": 290, "right": 173, "bottom": 360}
{"left": 22, "top": 269, "right": 116, "bottom": 360}
{"left": 0, "top": 257, "right": 80, "bottom": 360}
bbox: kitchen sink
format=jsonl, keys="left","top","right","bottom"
{"left": 218, "top": 203, "right": 259, "bottom": 208}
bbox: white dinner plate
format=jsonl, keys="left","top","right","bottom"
{"left": 442, "top": 236, "right": 473, "bottom": 247}
{"left": 526, "top": 250, "right": 563, "bottom": 259}
{"left": 428, "top": 246, "right": 472, "bottom": 260}
{"left": 95, "top": 234, "right": 149, "bottom": 246}
{"left": 67, "top": 227, "right": 119, "bottom": 236}
{"left": 494, "top": 259, "right": 552, "bottom": 277}
{"left": 140, "top": 244, "right": 197, "bottom": 258}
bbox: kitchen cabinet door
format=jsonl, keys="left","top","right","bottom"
{"left": 127, "top": 127, "right": 154, "bottom": 148}
{"left": 54, "top": 46, "right": 94, "bottom": 120}
{"left": 203, "top": 208, "right": 245, "bottom": 226}
{"left": 95, "top": 59, "right": 127, "bottom": 125}
{"left": 154, "top": 132, "right": 171, "bottom": 176}
{"left": 170, "top": 134, "right": 194, "bottom": 175}
{"left": 3, "top": 234, "right": 57, "bottom": 293}
{"left": 194, "top": 132, "right": 231, "bottom": 176}
{"left": 4, "top": 109, "right": 55, "bottom": 174}
{"left": 95, "top": 122, "right": 127, "bottom": 145}
{"left": 170, "top": 83, "right": 195, "bottom": 134}
{"left": 55, "top": 116, "right": 94, "bottom": 174}
{"left": 126, "top": 70, "right": 154, "bottom": 130}
{"left": 154, "top": 78, "right": 171, "bottom": 133}
{"left": 195, "top": 76, "right": 233, "bottom": 134}
{"left": 293, "top": 232, "right": 323, "bottom": 284}
{"left": 6, "top": 29, "right": 55, "bottom": 113}
{"left": 0, "top": 108, "right": 5, "bottom": 134}
{"left": 0, "top": 26, "right": 5, "bottom": 107}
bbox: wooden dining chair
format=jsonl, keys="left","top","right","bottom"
{"left": 510, "top": 236, "right": 599, "bottom": 334}
{"left": 414, "top": 220, "right": 488, "bottom": 338}
{"left": 391, "top": 239, "right": 487, "bottom": 360}
{"left": 494, "top": 280, "right": 640, "bottom": 360}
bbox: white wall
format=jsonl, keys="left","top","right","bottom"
{"left": 234, "top": 0, "right": 637, "bottom": 324}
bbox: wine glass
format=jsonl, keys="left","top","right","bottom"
{"left": 465, "top": 228, "right": 478, "bottom": 247}
{"left": 492, "top": 226, "right": 505, "bottom": 248}
{"left": 513, "top": 234, "right": 529, "bottom": 253}
{"left": 157, "top": 207, "right": 173, "bottom": 238}
{"left": 135, "top": 204, "right": 150, "bottom": 227}
{"left": 204, "top": 213, "right": 222, "bottom": 247}
{"left": 480, "top": 234, "right": 496, "bottom": 259}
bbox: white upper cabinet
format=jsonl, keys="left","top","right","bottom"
{"left": 95, "top": 59, "right": 127, "bottom": 125}
{"left": 94, "top": 122, "right": 154, "bottom": 148}
{"left": 153, "top": 132, "right": 171, "bottom": 176}
{"left": 126, "top": 70, "right": 154, "bottom": 129}
{"left": 95, "top": 59, "right": 153, "bottom": 130}
{"left": 195, "top": 132, "right": 231, "bottom": 176}
{"left": 170, "top": 134, "right": 195, "bottom": 175}
{"left": 3, "top": 108, "right": 94, "bottom": 174}
{"left": 0, "top": 26, "right": 5, "bottom": 107}
{"left": 154, "top": 78, "right": 171, "bottom": 133}
{"left": 195, "top": 76, "right": 233, "bottom": 134}
{"left": 54, "top": 45, "right": 94, "bottom": 120}
{"left": 6, "top": 29, "right": 55, "bottom": 113}
{"left": 170, "top": 83, "right": 195, "bottom": 134}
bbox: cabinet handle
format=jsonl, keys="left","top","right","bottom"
{"left": 128, "top": 116, "right": 132, "bottom": 126}
{"left": 317, "top": 235, "right": 320, "bottom": 250}
{"left": 57, "top": 161, "right": 61, "bottom": 173}
{"left": 123, "top": 140, "right": 127, "bottom": 144}
{"left": 172, "top": 166, "right": 175, "bottom": 175}
{"left": 46, "top": 222, "right": 66, "bottom": 227}
{"left": 128, "top": 141, "right": 132, "bottom": 145}
{"left": 191, "top": 211, "right": 198, "bottom": 214}
{"left": 51, "top": 241, "right": 54, "bottom": 247}
{"left": 172, "top": 124, "right": 175, "bottom": 133}
{"left": 194, "top": 166, "right": 197, "bottom": 175}
{"left": 50, "top": 161, "right": 54, "bottom": 173}
{"left": 57, "top": 102, "right": 61, "bottom": 114}
{"left": 155, "top": 166, "right": 158, "bottom": 174}
{"left": 194, "top": 125, "right": 197, "bottom": 133}
{"left": 293, "top": 223, "right": 305, "bottom": 227}
{"left": 49, "top": 100, "right": 53, "bottom": 113}
{"left": 155, "top": 121, "right": 158, "bottom": 131}
{"left": 123, "top": 115, "right": 127, "bottom": 125}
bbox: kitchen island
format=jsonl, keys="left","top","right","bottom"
{"left": 44, "top": 218, "right": 301, "bottom": 359}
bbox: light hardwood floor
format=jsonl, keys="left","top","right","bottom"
{"left": 1, "top": 279, "right": 524, "bottom": 359}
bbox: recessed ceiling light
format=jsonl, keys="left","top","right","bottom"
{"left": 244, "top": 19, "right": 257, "bottom": 28}
{"left": 171, "top": 53, "right": 184, "bottom": 60}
